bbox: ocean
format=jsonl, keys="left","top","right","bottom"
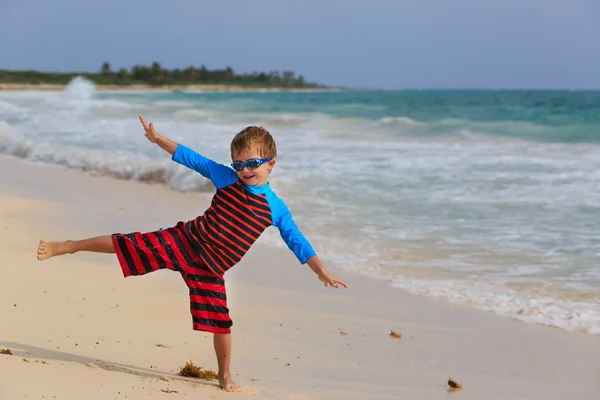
{"left": 1, "top": 77, "right": 599, "bottom": 335}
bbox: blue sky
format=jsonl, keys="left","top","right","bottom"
{"left": 1, "top": 0, "right": 598, "bottom": 89}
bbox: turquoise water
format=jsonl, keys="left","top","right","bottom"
{"left": 1, "top": 78, "right": 599, "bottom": 335}
{"left": 106, "top": 89, "right": 600, "bottom": 142}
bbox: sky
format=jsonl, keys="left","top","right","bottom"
{"left": 0, "top": 0, "right": 599, "bottom": 89}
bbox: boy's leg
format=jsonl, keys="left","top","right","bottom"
{"left": 37, "top": 235, "right": 114, "bottom": 261}
{"left": 182, "top": 248, "right": 238, "bottom": 391}
{"left": 214, "top": 333, "right": 241, "bottom": 392}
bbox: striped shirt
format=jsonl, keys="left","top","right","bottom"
{"left": 172, "top": 144, "right": 316, "bottom": 275}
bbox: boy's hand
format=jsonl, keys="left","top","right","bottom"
{"left": 139, "top": 115, "right": 160, "bottom": 143}
{"left": 138, "top": 116, "right": 179, "bottom": 156}
{"left": 318, "top": 271, "right": 348, "bottom": 289}
{"left": 307, "top": 256, "right": 348, "bottom": 289}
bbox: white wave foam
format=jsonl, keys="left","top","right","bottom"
{"left": 0, "top": 135, "right": 214, "bottom": 192}
{"left": 0, "top": 120, "right": 10, "bottom": 136}
{"left": 378, "top": 116, "right": 424, "bottom": 128}
{"left": 0, "top": 101, "right": 25, "bottom": 117}
{"left": 63, "top": 76, "right": 96, "bottom": 100}
{"left": 91, "top": 98, "right": 135, "bottom": 110}
{"left": 391, "top": 277, "right": 600, "bottom": 335}
{"left": 53, "top": 76, "right": 98, "bottom": 111}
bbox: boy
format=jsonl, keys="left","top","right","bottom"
{"left": 36, "top": 116, "right": 347, "bottom": 393}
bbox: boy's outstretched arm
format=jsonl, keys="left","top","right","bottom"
{"left": 138, "top": 115, "right": 238, "bottom": 188}
{"left": 306, "top": 255, "right": 348, "bottom": 289}
{"left": 270, "top": 196, "right": 348, "bottom": 289}
{"left": 139, "top": 115, "right": 178, "bottom": 155}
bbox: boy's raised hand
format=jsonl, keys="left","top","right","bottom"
{"left": 139, "top": 116, "right": 160, "bottom": 143}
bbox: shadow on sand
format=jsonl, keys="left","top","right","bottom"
{"left": 0, "top": 340, "right": 219, "bottom": 389}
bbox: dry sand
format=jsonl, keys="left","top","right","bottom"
{"left": 0, "top": 155, "right": 598, "bottom": 399}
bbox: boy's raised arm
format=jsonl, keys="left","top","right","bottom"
{"left": 155, "top": 135, "right": 178, "bottom": 156}
{"left": 139, "top": 115, "right": 178, "bottom": 155}
{"left": 138, "top": 115, "right": 238, "bottom": 189}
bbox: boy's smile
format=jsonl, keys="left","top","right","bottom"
{"left": 232, "top": 148, "right": 275, "bottom": 186}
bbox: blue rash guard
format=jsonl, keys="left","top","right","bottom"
{"left": 171, "top": 144, "right": 316, "bottom": 275}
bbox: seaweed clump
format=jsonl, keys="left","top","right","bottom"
{"left": 178, "top": 361, "right": 217, "bottom": 380}
{"left": 447, "top": 377, "right": 462, "bottom": 389}
{"left": 389, "top": 330, "right": 402, "bottom": 339}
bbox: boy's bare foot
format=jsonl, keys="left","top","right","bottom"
{"left": 218, "top": 373, "right": 242, "bottom": 392}
{"left": 37, "top": 240, "right": 72, "bottom": 261}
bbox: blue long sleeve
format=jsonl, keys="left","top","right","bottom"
{"left": 265, "top": 191, "right": 316, "bottom": 264}
{"left": 172, "top": 144, "right": 238, "bottom": 189}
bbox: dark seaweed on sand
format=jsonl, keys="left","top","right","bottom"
{"left": 389, "top": 330, "right": 402, "bottom": 339}
{"left": 178, "top": 361, "right": 217, "bottom": 380}
{"left": 448, "top": 377, "right": 462, "bottom": 389}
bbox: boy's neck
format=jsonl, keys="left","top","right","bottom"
{"left": 243, "top": 180, "right": 270, "bottom": 193}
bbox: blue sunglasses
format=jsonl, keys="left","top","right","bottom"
{"left": 231, "top": 158, "right": 272, "bottom": 172}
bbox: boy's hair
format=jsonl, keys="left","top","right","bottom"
{"left": 230, "top": 126, "right": 277, "bottom": 159}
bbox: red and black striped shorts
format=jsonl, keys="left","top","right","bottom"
{"left": 111, "top": 222, "right": 232, "bottom": 334}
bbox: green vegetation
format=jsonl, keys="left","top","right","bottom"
{"left": 0, "top": 61, "right": 326, "bottom": 88}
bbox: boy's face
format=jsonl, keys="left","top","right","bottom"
{"left": 232, "top": 147, "right": 276, "bottom": 186}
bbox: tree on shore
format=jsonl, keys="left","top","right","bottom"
{"left": 0, "top": 62, "right": 325, "bottom": 88}
{"left": 101, "top": 62, "right": 112, "bottom": 74}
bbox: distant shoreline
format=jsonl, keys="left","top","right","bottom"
{"left": 0, "top": 83, "right": 343, "bottom": 92}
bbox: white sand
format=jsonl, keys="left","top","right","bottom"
{"left": 0, "top": 155, "right": 598, "bottom": 400}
